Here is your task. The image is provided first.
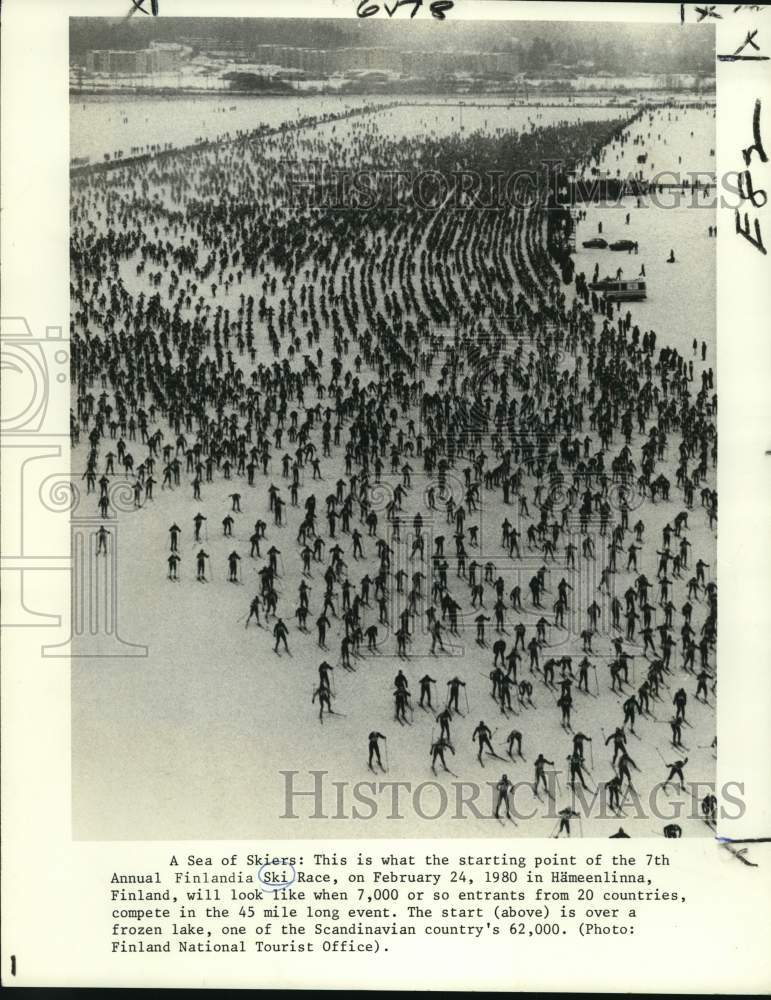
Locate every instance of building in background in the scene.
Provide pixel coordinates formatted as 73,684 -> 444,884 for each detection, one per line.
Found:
81,40 -> 521,84
84,44 -> 188,75
246,44 -> 519,78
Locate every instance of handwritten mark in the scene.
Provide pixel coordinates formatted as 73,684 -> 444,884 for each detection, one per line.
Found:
734,99 -> 768,254
736,211 -> 767,252
684,3 -> 767,23
739,28 -> 762,51
738,169 -> 768,208
723,845 -> 759,866
744,100 -> 769,167
356,0 -> 454,19
257,861 -> 297,892
718,837 -> 766,867
720,837 -> 771,843
718,30 -> 770,60
126,0 -> 159,17
695,4 -> 723,20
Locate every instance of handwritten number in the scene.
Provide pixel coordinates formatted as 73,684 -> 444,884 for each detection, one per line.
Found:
431,0 -> 454,18
384,0 -> 421,17
738,169 -> 768,209
743,100 -> 768,167
356,0 -> 453,17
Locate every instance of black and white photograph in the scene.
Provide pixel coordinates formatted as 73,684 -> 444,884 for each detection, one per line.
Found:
2,0 -> 771,991
69,14 -> 719,841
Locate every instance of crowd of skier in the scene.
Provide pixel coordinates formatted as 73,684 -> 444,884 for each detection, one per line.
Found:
71,100 -> 718,837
